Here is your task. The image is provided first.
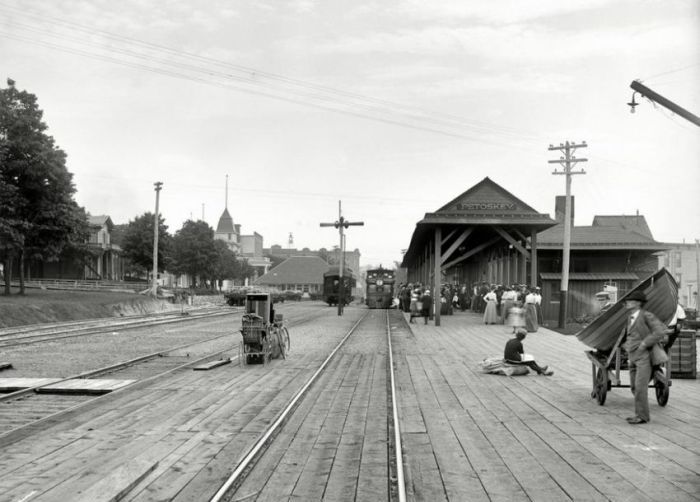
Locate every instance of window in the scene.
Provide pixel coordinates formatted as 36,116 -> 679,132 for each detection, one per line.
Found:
663,254 -> 669,267
675,252 -> 682,267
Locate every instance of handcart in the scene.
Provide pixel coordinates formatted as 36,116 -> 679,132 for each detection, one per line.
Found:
576,268 -> 677,406
239,292 -> 290,365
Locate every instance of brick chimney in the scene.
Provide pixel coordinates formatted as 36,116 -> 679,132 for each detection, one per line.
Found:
555,195 -> 575,224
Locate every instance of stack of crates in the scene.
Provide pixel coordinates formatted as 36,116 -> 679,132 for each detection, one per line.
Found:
669,329 -> 697,379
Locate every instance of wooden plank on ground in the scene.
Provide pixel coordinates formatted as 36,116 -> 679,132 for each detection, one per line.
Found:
75,457 -> 159,502
0,377 -> 61,391
192,358 -> 231,371
37,379 -> 136,395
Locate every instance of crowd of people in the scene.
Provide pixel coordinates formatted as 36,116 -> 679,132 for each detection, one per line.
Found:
396,281 -> 543,331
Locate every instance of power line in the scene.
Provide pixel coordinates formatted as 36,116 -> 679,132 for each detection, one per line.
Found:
0,5 -> 545,148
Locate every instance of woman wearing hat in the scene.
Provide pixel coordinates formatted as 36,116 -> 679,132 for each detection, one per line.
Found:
420,289 -> 433,325
623,290 -> 667,425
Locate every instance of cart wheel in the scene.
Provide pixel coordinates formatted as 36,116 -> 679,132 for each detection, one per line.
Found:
595,368 -> 608,406
654,369 -> 670,407
280,327 -> 290,359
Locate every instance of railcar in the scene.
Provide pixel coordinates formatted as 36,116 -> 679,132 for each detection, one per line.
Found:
322,267 -> 355,306
365,267 -> 395,309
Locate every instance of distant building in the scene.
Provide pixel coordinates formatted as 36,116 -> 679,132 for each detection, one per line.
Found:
27,214 -> 124,281
214,208 -> 271,280
657,242 -> 699,308
265,245 -> 361,276
254,256 -> 330,293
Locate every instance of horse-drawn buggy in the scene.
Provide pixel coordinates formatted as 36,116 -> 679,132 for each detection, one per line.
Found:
239,292 -> 290,365
576,268 -> 677,406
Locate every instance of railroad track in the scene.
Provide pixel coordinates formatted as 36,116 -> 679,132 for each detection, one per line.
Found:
0,307 -> 329,443
210,309 -> 407,502
0,306 -> 240,348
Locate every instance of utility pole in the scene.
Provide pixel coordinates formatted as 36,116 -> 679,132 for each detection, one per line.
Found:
629,80 -> 700,127
320,201 -> 364,315
152,181 -> 163,297
549,141 -> 587,328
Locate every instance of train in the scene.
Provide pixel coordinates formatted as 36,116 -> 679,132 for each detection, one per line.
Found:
365,267 -> 395,309
322,267 -> 356,306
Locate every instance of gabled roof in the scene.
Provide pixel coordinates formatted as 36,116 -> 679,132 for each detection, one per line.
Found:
254,256 -> 330,286
215,208 -> 235,233
592,215 -> 653,240
536,222 -> 668,250
88,215 -> 113,231
423,177 -> 553,225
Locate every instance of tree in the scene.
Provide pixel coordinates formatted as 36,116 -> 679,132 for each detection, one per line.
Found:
121,212 -> 171,280
211,239 -> 239,290
0,79 -> 89,295
169,220 -> 218,287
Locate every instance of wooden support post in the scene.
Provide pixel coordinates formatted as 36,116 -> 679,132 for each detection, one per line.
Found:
531,229 -> 538,288
435,227 -> 442,326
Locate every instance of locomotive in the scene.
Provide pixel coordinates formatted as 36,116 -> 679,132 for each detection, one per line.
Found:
322,267 -> 356,306
365,267 -> 395,309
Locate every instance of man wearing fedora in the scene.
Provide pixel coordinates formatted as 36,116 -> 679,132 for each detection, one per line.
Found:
623,290 -> 667,424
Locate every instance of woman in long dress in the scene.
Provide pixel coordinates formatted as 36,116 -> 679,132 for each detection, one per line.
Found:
500,287 -> 516,324
483,287 -> 499,324
524,288 -> 538,332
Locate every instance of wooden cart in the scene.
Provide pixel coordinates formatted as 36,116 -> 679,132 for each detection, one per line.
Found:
577,268 -> 677,406
239,292 -> 290,365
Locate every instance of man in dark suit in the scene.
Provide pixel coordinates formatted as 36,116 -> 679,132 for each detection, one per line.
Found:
623,291 -> 666,424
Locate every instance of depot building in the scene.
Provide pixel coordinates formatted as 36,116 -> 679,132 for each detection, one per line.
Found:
400,177 -> 667,326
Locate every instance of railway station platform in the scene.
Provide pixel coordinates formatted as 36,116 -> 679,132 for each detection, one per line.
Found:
0,306 -> 698,501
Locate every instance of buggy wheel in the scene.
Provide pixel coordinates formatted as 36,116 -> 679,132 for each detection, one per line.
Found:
279,327 -> 290,359
595,368 -> 608,406
654,369 -> 670,406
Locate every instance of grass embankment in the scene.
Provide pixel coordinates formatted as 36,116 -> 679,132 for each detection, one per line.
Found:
0,288 -> 176,328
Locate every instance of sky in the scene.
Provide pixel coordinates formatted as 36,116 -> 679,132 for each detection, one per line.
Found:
1,0 -> 698,268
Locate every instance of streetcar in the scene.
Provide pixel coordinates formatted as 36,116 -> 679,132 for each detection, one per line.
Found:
365,267 -> 395,309
322,267 -> 356,306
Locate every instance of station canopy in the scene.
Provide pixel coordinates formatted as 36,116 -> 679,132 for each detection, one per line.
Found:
401,177 -> 557,268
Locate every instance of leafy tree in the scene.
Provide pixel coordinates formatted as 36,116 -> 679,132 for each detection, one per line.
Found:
170,220 -> 218,287
121,212 -> 171,279
0,79 -> 89,295
211,239 -> 239,290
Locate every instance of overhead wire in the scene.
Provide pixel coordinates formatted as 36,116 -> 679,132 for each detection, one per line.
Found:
0,3 -> 541,140
0,4 -> 546,148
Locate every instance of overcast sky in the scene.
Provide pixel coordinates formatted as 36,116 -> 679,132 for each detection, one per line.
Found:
1,0 -> 698,267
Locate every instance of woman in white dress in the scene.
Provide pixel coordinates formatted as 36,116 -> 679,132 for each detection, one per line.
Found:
483,287 -> 499,324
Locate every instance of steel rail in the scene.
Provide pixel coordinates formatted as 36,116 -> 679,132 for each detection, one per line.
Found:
210,311 -> 369,502
0,308 -> 240,348
386,310 -> 407,502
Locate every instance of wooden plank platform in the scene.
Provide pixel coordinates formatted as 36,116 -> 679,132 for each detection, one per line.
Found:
394,310 -> 700,501
35,379 -> 137,395
0,306 -> 697,501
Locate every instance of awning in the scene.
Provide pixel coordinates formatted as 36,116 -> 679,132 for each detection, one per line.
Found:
539,272 -> 640,281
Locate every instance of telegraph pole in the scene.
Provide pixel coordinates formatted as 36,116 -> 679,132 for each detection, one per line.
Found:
320,201 -> 364,315
549,141 -> 587,328
152,181 -> 163,297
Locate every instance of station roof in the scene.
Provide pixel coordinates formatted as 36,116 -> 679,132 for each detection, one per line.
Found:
535,221 -> 669,251
254,256 -> 329,286
539,272 -> 640,281
402,177 -> 557,265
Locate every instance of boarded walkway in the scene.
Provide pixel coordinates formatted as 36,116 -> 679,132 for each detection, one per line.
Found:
394,310 -> 700,501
